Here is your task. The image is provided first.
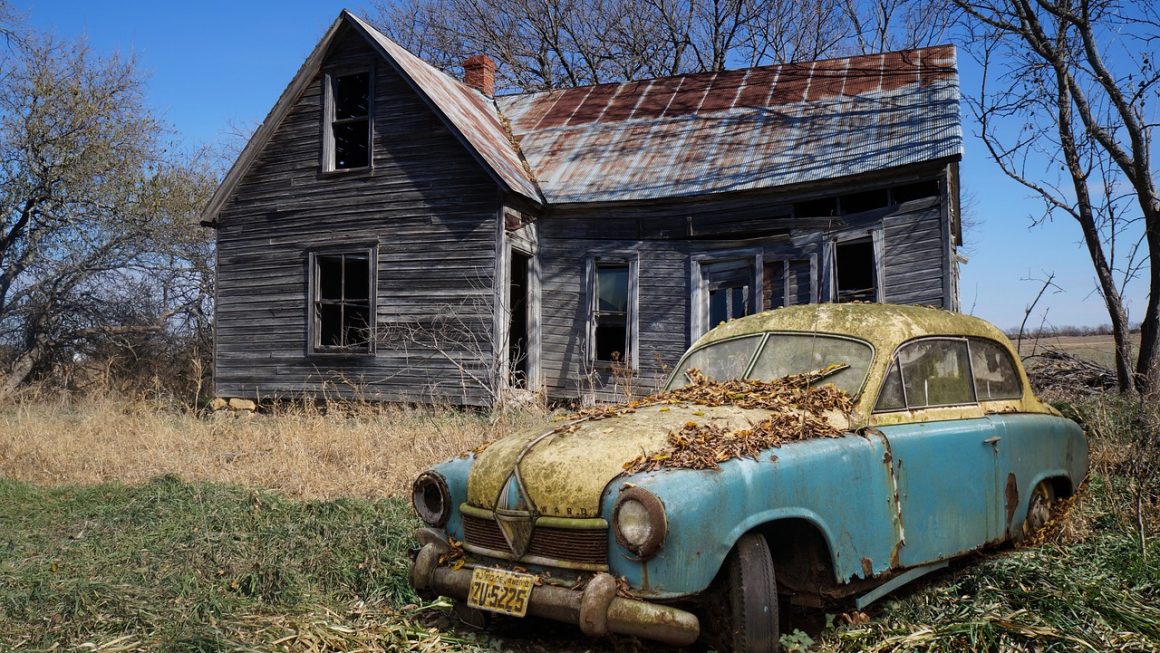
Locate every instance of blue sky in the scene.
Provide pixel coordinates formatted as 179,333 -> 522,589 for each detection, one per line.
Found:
16,0 -> 1150,331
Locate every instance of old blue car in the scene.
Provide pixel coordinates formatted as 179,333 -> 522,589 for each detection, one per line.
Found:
409,304 -> 1088,651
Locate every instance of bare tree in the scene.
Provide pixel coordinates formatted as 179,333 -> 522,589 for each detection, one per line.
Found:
953,0 -> 1160,394
0,31 -> 217,397
368,0 -> 954,93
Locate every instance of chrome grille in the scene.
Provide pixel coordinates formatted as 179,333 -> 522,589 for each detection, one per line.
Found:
462,515 -> 609,565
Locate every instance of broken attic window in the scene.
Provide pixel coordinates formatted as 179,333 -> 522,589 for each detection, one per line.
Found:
892,179 -> 940,204
594,263 -> 630,363
840,189 -> 890,214
329,72 -> 370,169
793,197 -> 838,218
313,252 -> 373,352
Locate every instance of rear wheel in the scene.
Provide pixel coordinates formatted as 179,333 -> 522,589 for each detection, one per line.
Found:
1021,481 -> 1056,542
715,533 -> 780,652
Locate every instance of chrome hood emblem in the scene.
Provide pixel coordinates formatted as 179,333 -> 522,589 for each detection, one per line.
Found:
494,471 -> 534,557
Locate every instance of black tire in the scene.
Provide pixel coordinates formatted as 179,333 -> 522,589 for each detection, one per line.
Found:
718,533 -> 780,653
1021,480 -> 1056,543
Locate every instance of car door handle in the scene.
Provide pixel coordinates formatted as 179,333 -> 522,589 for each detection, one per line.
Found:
982,436 -> 1002,446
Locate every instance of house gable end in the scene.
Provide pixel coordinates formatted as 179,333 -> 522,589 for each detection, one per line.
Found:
201,11 -> 539,225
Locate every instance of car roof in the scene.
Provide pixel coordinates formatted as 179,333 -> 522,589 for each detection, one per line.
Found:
694,304 -> 1012,353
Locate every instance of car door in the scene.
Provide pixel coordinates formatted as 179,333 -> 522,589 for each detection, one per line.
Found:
873,338 -> 1007,567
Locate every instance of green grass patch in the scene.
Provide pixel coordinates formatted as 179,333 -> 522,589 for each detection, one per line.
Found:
0,475 -> 492,651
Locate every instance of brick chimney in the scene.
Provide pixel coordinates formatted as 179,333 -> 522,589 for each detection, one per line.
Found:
462,55 -> 496,98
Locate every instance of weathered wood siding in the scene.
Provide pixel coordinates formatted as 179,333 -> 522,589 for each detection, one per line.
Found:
215,26 -> 501,405
882,198 -> 948,306
534,170 -> 955,402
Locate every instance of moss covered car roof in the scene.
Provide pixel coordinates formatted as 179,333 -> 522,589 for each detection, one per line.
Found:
696,304 -> 1010,353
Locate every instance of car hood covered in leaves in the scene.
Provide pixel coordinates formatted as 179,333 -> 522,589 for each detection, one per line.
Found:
465,373 -> 855,518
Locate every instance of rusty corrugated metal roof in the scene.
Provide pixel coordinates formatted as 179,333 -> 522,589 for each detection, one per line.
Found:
349,13 -> 543,204
496,46 -> 961,205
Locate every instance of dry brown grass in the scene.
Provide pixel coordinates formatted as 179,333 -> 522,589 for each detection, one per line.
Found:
0,395 -> 553,500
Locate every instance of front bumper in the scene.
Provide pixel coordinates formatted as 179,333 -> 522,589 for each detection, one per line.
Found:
410,529 -> 700,646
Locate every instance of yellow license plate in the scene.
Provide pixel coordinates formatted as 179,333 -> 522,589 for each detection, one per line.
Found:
466,567 -> 535,617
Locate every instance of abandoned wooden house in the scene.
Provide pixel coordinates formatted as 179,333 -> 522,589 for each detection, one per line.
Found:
202,10 -> 964,406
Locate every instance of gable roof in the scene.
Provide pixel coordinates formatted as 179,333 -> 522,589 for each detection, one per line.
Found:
497,46 -> 962,205
202,13 -> 961,221
201,11 -> 542,223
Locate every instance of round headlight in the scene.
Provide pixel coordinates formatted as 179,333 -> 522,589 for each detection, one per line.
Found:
613,487 -> 667,558
412,471 -> 449,527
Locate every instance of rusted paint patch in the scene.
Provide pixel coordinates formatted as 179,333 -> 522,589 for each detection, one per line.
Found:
861,557 -> 874,577
1004,473 -> 1019,532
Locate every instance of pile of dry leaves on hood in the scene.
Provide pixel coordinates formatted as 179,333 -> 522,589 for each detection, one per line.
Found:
560,366 -> 855,474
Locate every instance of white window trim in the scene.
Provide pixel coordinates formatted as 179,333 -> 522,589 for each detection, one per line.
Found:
690,248 -> 763,341
586,254 -> 639,371
321,64 -> 375,173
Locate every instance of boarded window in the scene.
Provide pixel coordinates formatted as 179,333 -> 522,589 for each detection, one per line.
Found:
594,263 -> 630,363
328,72 -> 371,170
969,338 -> 1023,401
312,251 -> 373,352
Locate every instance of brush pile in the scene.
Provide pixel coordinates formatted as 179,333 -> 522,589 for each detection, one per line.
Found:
1023,350 -> 1117,397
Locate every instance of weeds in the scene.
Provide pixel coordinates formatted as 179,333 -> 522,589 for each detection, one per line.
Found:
0,393 -> 551,499
0,476 -> 497,651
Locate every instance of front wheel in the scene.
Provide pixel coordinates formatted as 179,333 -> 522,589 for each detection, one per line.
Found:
714,533 -> 780,652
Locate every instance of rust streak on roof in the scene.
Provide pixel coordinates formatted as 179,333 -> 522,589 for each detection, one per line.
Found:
496,45 -> 962,204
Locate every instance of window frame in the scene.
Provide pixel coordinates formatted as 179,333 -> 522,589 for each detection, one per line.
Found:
321,64 -> 375,173
967,337 -> 1025,402
587,255 -> 639,370
873,336 -> 1024,413
307,245 -> 378,357
690,249 -> 763,340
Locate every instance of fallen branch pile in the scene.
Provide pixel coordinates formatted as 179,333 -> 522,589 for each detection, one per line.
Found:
1023,350 -> 1117,397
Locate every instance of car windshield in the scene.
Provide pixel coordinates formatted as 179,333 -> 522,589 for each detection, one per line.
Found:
665,333 -> 874,397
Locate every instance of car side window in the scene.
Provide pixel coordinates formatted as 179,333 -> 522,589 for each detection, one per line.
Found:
875,361 -> 906,411
875,338 -> 976,412
899,339 -> 975,408
969,338 -> 1023,401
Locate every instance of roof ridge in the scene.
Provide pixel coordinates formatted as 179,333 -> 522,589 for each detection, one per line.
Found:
496,43 -> 956,101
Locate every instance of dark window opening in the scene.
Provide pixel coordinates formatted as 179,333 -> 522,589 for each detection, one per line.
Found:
793,197 -> 838,218
835,240 -> 877,303
841,189 -> 890,214
892,179 -> 940,204
509,252 -> 531,386
330,72 -> 370,170
765,262 -> 786,309
594,264 -> 629,363
313,252 -> 372,352
703,259 -> 755,329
